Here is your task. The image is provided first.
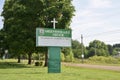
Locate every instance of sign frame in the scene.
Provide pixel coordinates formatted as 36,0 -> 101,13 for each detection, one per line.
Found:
36,28 -> 72,47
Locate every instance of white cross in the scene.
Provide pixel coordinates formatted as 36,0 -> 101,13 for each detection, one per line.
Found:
51,18 -> 58,29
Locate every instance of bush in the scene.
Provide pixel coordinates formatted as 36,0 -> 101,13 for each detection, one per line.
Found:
35,61 -> 43,66
88,56 -> 119,64
61,53 -> 65,61
65,50 -> 74,62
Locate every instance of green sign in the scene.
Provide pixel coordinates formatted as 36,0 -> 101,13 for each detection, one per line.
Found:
36,28 -> 71,47
48,47 -> 61,73
36,28 -> 72,73
38,28 -> 71,37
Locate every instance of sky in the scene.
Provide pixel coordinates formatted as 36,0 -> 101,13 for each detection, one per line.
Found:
71,0 -> 120,46
0,0 -> 120,46
0,0 -> 4,30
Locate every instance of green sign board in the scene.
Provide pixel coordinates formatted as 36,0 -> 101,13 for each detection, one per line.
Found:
36,28 -> 71,47
36,28 -> 72,73
48,47 -> 61,73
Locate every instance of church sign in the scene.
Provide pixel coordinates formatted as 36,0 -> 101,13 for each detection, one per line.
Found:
36,28 -> 71,47
36,18 -> 72,73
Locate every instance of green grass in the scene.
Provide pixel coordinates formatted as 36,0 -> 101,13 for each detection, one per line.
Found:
74,57 -> 120,66
0,59 -> 120,80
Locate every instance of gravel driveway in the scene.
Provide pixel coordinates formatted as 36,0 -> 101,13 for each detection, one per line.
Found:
62,62 -> 120,71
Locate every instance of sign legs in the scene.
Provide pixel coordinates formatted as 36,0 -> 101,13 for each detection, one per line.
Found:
48,47 -> 61,73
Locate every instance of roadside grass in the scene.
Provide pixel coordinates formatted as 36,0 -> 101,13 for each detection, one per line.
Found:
74,56 -> 120,66
74,59 -> 120,66
0,59 -> 120,80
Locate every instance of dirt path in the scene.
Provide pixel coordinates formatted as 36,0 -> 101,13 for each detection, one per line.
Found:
62,62 -> 120,71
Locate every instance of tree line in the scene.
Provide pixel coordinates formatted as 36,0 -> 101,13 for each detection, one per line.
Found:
0,0 -> 119,65
0,0 -> 75,65
72,40 -> 120,59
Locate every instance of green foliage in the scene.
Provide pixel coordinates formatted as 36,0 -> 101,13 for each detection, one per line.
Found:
72,40 -> 87,58
64,49 -> 74,62
2,0 -> 75,64
0,29 -> 4,58
107,44 -> 114,55
88,56 -> 120,64
0,59 -> 29,68
113,48 -> 120,55
72,40 -> 82,58
69,49 -> 75,62
62,47 -> 71,56
87,40 -> 109,57
35,61 -> 43,66
61,52 -> 65,61
62,48 -> 74,62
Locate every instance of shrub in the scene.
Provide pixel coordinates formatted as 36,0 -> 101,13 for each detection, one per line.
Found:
65,50 -> 74,62
61,53 -> 65,61
88,56 -> 119,64
35,61 -> 43,66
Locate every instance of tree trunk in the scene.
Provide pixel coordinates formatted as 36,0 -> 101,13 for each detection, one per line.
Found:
28,53 -> 32,65
44,53 -> 48,67
17,55 -> 21,63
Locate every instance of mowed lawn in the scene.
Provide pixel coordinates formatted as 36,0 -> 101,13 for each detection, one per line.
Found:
0,60 -> 120,80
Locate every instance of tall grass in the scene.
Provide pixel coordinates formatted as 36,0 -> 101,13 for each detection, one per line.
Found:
88,56 -> 120,64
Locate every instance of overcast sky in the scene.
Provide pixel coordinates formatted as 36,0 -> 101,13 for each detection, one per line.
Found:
0,0 -> 120,46
0,0 -> 4,30
71,0 -> 120,46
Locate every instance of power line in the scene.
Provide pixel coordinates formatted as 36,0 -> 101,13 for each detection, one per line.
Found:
85,29 -> 120,38
103,39 -> 120,43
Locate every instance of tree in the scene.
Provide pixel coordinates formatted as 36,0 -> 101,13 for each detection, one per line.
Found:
113,44 -> 120,48
0,28 -> 8,59
72,40 -> 87,58
72,40 -> 82,58
107,44 -> 114,55
87,40 -> 109,57
2,0 -> 75,65
0,29 -> 4,58
62,48 -> 74,62
113,44 -> 120,55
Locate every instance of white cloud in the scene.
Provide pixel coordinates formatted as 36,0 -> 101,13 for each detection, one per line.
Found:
0,17 -> 3,29
79,10 -> 103,17
71,0 -> 120,46
71,9 -> 105,32
89,0 -> 112,8
71,0 -> 114,32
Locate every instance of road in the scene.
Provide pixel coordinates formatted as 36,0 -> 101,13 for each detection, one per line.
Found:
62,62 -> 120,71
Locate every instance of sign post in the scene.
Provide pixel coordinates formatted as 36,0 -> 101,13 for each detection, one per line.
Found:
49,19 -> 60,73
36,28 -> 71,73
36,18 -> 71,73
48,47 -> 61,73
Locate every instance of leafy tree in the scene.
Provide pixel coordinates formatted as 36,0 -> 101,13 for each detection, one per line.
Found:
61,52 -> 65,61
2,0 -> 75,65
72,40 -> 82,58
87,40 -> 109,57
62,48 -> 74,62
107,44 -> 114,55
0,29 -> 4,58
113,44 -> 120,55
113,44 -> 120,48
0,29 -> 8,58
72,40 -> 87,58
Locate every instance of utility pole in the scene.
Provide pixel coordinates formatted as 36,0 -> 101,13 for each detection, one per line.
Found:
81,34 -> 84,63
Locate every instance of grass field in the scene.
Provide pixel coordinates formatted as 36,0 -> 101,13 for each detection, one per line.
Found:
0,59 -> 120,80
